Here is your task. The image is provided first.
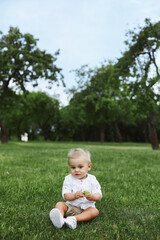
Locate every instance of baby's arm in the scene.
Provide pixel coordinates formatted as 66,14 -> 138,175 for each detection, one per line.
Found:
85,176 -> 102,202
64,191 -> 84,201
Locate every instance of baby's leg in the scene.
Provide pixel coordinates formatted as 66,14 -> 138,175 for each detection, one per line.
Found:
74,207 -> 99,222
50,202 -> 67,228
55,202 -> 68,216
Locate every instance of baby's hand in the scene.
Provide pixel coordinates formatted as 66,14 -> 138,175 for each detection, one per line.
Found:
74,191 -> 84,199
84,193 -> 94,201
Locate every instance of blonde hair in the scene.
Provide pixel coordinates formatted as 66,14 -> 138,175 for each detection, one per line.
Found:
68,148 -> 91,163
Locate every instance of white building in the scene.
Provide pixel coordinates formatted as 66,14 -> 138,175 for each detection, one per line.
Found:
21,133 -> 28,142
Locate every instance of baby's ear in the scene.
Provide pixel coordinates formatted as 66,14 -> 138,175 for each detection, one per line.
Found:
88,163 -> 92,171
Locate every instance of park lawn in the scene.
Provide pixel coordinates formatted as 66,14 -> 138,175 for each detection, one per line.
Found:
0,141 -> 160,240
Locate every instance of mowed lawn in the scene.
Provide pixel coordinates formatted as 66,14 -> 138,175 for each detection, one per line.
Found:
0,141 -> 160,240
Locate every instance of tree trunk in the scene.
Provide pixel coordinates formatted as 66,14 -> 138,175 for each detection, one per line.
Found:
147,112 -> 159,150
100,126 -> 105,143
115,122 -> 122,143
0,119 -> 8,143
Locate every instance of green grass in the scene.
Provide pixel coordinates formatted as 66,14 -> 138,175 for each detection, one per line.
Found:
0,141 -> 160,240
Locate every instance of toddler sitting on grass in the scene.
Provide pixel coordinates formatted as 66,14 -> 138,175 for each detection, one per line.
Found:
49,148 -> 102,229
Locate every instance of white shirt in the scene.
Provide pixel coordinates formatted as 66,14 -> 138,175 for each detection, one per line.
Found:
62,174 -> 102,210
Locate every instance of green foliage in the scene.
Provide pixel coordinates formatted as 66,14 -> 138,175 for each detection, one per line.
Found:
61,19 -> 160,144
1,91 -> 60,140
70,63 -> 120,126
0,26 -> 63,94
67,61 -> 145,142
24,91 -> 60,140
1,20 -> 160,145
0,142 -> 160,239
59,95 -> 88,141
116,19 -> 160,99
115,19 -> 160,148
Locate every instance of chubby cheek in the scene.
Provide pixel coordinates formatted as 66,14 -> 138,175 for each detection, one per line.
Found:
70,169 -> 76,174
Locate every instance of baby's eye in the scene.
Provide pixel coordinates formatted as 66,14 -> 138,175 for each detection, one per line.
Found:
71,167 -> 75,169
79,166 -> 83,169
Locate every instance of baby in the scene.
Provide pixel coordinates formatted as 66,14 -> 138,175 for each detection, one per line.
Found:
49,148 -> 102,229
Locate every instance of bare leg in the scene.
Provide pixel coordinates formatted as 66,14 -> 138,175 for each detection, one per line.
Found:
74,207 -> 99,222
55,202 -> 68,217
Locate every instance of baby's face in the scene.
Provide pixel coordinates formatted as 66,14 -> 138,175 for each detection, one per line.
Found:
69,156 -> 92,180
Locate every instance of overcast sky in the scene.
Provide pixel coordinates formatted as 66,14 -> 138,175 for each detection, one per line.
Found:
1,0 -> 160,105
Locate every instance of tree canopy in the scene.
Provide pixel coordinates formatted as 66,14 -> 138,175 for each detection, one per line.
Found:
115,18 -> 160,149
0,26 -> 63,143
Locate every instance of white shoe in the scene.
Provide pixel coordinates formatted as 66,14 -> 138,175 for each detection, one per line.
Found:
49,208 -> 64,228
65,216 -> 77,229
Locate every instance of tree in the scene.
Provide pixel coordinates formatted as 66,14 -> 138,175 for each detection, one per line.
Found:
116,19 -> 160,149
70,63 -> 122,143
0,88 -> 20,141
25,92 -> 60,140
1,91 -> 60,141
0,26 -> 63,143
